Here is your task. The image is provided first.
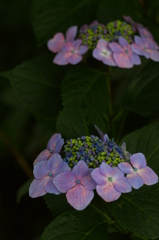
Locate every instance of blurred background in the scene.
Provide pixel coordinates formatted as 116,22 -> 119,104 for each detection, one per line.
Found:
0,0 -> 159,239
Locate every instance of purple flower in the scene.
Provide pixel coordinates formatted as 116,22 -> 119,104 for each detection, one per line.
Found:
94,125 -> 109,144
47,26 -> 77,53
118,153 -> 158,189
79,20 -> 99,33
93,39 -> 116,66
53,160 -> 96,210
131,36 -> 159,61
91,162 -> 132,202
123,15 -> 143,32
138,26 -> 153,39
34,133 -> 64,165
29,154 -> 71,198
109,37 -> 141,68
53,39 -> 88,65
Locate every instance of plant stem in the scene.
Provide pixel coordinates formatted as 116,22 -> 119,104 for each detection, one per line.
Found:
0,128 -> 33,178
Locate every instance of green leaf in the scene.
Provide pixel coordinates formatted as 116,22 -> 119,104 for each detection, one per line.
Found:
110,184 -> 159,239
57,100 -> 105,139
121,122 -> 159,175
32,0 -> 103,46
124,61 -> 159,116
62,68 -> 111,116
44,194 -> 72,217
108,122 -> 159,239
17,179 -> 33,203
41,210 -> 108,240
1,55 -> 64,118
97,0 -> 143,24
57,67 -> 111,139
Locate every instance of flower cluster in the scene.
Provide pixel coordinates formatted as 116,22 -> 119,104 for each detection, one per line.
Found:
47,16 -> 159,67
29,126 -> 158,211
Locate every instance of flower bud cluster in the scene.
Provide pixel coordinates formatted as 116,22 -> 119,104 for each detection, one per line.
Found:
79,20 -> 134,49
64,135 -> 125,168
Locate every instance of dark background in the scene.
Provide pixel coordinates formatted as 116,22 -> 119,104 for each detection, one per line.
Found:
0,0 -> 159,239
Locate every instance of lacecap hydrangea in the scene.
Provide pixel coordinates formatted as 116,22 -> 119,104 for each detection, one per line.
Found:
47,16 -> 159,68
29,126 -> 158,210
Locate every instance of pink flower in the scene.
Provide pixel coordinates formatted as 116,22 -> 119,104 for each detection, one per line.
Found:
91,162 -> 131,202
93,39 -> 116,66
47,26 -> 77,53
138,26 -> 153,39
29,154 -> 70,198
109,37 -> 141,68
131,36 -> 159,62
53,39 -> 88,65
123,15 -> 143,32
118,153 -> 158,189
53,160 -> 96,210
34,133 -> 64,165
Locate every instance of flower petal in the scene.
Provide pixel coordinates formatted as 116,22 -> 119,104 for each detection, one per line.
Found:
68,54 -> 82,65
47,154 -> 70,176
127,172 -> 144,189
149,50 -> 159,62
81,169 -> 96,190
53,52 -> 69,65
118,162 -> 134,174
53,138 -> 64,153
103,56 -> 116,66
47,133 -> 61,152
33,149 -> 50,165
113,177 -> 132,193
113,53 -> 133,68
131,43 -> 145,57
47,33 -> 65,53
96,182 -> 121,202
66,26 -> 77,41
33,161 -> 49,179
78,45 -> 88,55
137,166 -> 158,186
111,167 -> 124,181
72,160 -> 88,180
66,184 -> 94,210
91,168 -> 107,185
119,37 -> 129,48
129,53 -> 141,65
29,178 -> 48,198
109,42 -> 124,53
72,39 -> 82,49
45,177 -> 60,194
100,162 -> 112,177
53,171 -> 76,193
130,153 -> 146,169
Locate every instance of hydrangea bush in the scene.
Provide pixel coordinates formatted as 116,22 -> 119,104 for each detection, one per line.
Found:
2,0 -> 159,239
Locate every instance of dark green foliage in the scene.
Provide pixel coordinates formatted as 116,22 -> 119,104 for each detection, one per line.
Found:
32,0 -> 104,46
1,55 -> 64,117
41,210 -> 108,240
124,61 -> 159,116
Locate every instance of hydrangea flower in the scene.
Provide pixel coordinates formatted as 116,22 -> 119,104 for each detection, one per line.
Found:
94,125 -> 109,144
91,162 -> 132,202
109,37 -> 141,68
53,39 -> 88,65
47,26 -> 77,53
93,39 -> 116,66
123,15 -> 143,32
79,20 -> 99,33
53,160 -> 96,210
138,27 -> 153,39
34,133 -> 64,165
29,154 -> 70,198
118,153 -> 158,189
131,36 -> 159,62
